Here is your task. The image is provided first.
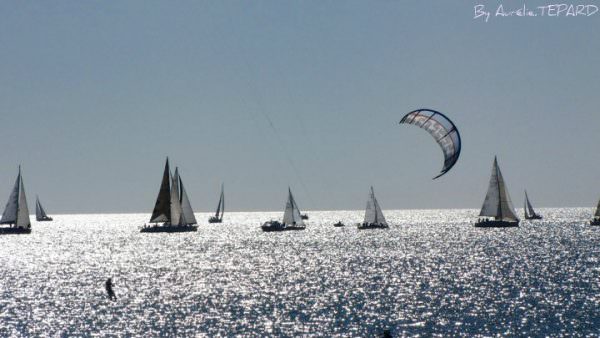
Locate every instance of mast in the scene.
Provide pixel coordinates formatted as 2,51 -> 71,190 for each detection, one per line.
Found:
150,158 -> 172,223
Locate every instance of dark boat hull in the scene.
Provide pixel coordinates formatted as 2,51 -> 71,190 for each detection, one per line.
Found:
474,220 -> 519,227
300,214 -> 309,220
591,219 -> 600,226
140,225 -> 198,233
357,223 -> 388,229
333,223 -> 345,227
261,222 -> 305,232
0,227 -> 31,234
36,217 -> 53,222
525,215 -> 542,220
208,217 -> 222,224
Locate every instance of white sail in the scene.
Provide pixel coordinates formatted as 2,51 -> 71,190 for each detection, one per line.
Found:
169,168 -> 184,225
524,191 -> 537,218
0,169 -> 21,224
16,173 -> 30,228
364,186 -> 387,225
282,188 -> 304,226
36,196 -> 50,220
479,157 -> 519,221
179,174 -> 197,225
595,199 -> 600,218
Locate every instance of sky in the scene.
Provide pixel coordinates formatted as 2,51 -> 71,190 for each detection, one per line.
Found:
0,1 -> 599,213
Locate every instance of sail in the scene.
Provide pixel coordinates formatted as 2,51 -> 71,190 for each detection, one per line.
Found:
0,169 -> 21,224
16,173 -> 30,228
364,187 -> 387,225
214,183 -> 224,219
524,191 -> 537,218
170,168 -> 184,225
179,174 -> 197,225
479,157 -> 519,221
150,158 -> 172,223
595,199 -> 600,218
282,188 -> 304,226
36,196 -> 49,220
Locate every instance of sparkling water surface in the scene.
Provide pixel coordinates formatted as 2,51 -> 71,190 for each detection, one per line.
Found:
1,208 -> 599,336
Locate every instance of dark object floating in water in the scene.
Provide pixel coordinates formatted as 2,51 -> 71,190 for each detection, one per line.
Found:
0,166 -> 32,234
300,214 -> 309,220
141,158 -> 198,233
208,183 -> 225,224
105,278 -> 117,301
524,190 -> 542,220
356,187 -> 388,229
400,108 -> 461,179
261,188 -> 306,232
35,195 -> 53,222
591,199 -> 600,226
333,221 -> 345,227
474,157 -> 519,228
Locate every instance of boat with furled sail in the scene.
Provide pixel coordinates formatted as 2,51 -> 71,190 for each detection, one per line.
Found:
141,158 -> 198,233
208,183 -> 224,223
0,166 -> 31,234
261,187 -> 306,232
524,190 -> 542,220
36,195 -> 53,221
475,157 -> 519,227
591,199 -> 600,226
357,186 -> 388,229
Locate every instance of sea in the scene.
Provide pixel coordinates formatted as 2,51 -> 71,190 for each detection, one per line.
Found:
1,208 -> 599,337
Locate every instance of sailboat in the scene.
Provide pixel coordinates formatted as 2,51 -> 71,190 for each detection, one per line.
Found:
475,157 -> 519,227
524,190 -> 542,220
141,158 -> 198,233
357,186 -> 388,229
36,196 -> 53,221
208,183 -> 224,223
591,199 -> 600,226
261,187 -> 306,232
0,166 -> 32,234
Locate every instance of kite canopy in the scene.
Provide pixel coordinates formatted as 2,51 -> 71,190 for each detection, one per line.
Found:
400,109 -> 461,179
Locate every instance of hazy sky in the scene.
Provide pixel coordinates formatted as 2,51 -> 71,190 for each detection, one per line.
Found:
1,1 -> 599,213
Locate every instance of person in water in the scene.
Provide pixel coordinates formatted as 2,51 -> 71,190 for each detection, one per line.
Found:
105,278 -> 116,301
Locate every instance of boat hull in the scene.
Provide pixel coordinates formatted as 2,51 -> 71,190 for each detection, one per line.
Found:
357,223 -> 388,229
591,219 -> 600,226
474,220 -> 519,227
0,227 -> 31,234
36,217 -> 53,222
525,215 -> 542,220
208,217 -> 222,224
140,225 -> 198,233
261,221 -> 305,232
333,223 -> 345,227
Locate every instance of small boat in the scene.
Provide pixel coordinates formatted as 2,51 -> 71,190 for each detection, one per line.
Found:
141,158 -> 198,233
591,199 -> 600,226
0,166 -> 32,234
208,183 -> 225,223
475,157 -> 519,227
35,195 -> 53,221
357,186 -> 388,229
261,187 -> 306,232
300,214 -> 309,220
524,190 -> 542,220
333,221 -> 345,227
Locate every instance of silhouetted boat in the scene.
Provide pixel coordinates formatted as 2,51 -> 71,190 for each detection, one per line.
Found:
141,158 -> 198,233
301,214 -> 309,220
591,199 -> 600,226
333,221 -> 345,227
524,190 -> 542,220
208,183 -> 225,223
0,166 -> 31,234
35,195 -> 53,222
357,186 -> 388,229
475,157 -> 519,227
261,188 -> 306,232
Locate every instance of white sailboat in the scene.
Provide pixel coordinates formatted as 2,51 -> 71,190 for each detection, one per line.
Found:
357,186 -> 388,229
524,190 -> 542,220
591,199 -> 600,226
475,157 -> 519,227
262,187 -> 306,232
36,196 -> 53,221
208,183 -> 225,223
141,158 -> 198,233
0,166 -> 32,234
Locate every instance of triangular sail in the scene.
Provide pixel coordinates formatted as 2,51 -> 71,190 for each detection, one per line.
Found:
150,158 -> 172,223
0,169 -> 21,224
214,183 -> 224,219
594,199 -> 600,218
16,173 -> 30,228
524,191 -> 538,218
179,174 -> 197,225
282,188 -> 304,226
479,157 -> 519,221
36,196 -> 49,220
364,186 -> 387,225
170,168 -> 184,225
